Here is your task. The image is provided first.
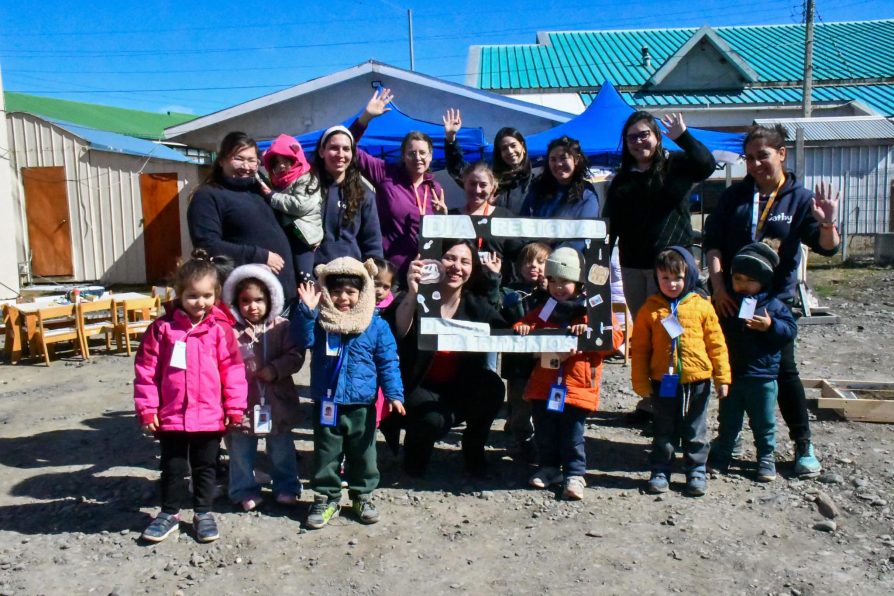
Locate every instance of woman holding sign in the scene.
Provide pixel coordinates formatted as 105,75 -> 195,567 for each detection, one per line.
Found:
703,124 -> 839,478
384,240 -> 507,478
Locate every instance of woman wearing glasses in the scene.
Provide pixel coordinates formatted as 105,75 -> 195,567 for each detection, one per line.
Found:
603,112 -> 715,319
188,131 -> 296,299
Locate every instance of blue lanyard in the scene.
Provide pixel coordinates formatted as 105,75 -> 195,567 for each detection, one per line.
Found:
668,298 -> 682,374
325,340 -> 346,399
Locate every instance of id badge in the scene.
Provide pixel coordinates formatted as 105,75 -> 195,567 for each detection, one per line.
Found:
539,298 -> 557,321
659,374 -> 680,398
170,340 -> 187,370
320,399 -> 338,427
546,384 -> 567,412
661,315 -> 684,339
738,296 -> 757,320
325,332 -> 341,357
253,404 -> 272,435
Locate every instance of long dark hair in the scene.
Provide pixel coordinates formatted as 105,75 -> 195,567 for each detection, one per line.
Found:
531,136 -> 590,204
203,131 -> 260,188
492,127 -> 532,183
440,239 -> 486,295
313,129 -> 365,227
618,111 -> 666,189
743,123 -> 788,152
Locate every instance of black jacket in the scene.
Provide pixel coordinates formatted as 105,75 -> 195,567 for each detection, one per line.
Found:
444,140 -> 533,215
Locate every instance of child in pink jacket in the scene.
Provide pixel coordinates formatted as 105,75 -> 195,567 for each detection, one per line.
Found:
134,249 -> 248,544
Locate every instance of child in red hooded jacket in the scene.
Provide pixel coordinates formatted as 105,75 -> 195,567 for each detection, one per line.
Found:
258,134 -> 324,282
134,249 -> 248,544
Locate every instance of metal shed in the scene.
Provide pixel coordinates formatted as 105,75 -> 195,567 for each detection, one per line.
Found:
755,116 -> 894,258
6,112 -> 202,285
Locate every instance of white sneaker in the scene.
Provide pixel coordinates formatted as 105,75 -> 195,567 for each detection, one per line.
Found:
563,476 -> 586,500
528,467 -> 563,489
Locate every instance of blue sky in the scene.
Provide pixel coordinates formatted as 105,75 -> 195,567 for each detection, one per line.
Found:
1,0 -> 891,115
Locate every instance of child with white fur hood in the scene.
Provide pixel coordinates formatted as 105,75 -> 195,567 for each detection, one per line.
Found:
222,264 -> 305,511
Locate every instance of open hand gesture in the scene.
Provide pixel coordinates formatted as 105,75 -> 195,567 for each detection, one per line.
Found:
812,181 -> 839,225
480,252 -> 502,275
297,280 -> 321,310
432,187 -> 448,214
746,308 -> 772,332
660,113 -> 687,140
361,88 -> 394,123
442,108 -> 462,143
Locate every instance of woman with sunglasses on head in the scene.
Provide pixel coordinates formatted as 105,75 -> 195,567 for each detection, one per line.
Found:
188,131 -> 296,299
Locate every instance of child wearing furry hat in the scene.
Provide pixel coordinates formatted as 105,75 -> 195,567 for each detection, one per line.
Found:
514,246 -> 622,501
631,246 -> 731,497
709,241 -> 797,483
293,257 -> 405,529
222,264 -> 306,512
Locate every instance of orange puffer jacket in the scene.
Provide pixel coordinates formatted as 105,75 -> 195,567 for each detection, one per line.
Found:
630,292 -> 731,398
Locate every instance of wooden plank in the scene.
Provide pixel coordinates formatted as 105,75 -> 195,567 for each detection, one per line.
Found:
804,378 -> 894,423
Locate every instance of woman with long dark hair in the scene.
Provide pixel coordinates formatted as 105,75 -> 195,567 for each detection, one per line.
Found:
442,109 -> 533,215
310,125 -> 383,268
519,136 -> 599,220
187,131 -> 296,299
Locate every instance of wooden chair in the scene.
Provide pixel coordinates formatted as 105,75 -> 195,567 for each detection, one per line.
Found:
151,286 -> 175,317
611,302 -> 632,366
34,304 -> 82,366
113,296 -> 159,356
76,298 -> 115,358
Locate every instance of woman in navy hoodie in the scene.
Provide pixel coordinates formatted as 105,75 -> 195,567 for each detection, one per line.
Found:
703,124 -> 840,478
188,132 -> 296,300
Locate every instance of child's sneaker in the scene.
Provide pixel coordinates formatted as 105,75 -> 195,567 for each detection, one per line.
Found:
707,452 -> 730,474
241,496 -> 263,512
794,441 -> 821,478
646,471 -> 669,494
193,512 -> 220,543
757,457 -> 777,482
141,512 -> 180,543
275,493 -> 301,506
685,472 -> 707,497
352,499 -> 380,524
563,476 -> 586,501
306,496 -> 340,529
528,467 -> 563,489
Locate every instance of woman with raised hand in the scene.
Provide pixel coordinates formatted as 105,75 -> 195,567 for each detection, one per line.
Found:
442,108 -> 533,215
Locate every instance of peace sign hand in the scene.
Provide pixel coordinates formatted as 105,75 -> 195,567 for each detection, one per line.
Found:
442,108 -> 462,143
812,181 -> 839,226
660,113 -> 687,140
432,187 -> 448,214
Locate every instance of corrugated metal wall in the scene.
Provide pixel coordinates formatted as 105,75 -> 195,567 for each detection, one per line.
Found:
789,143 -> 894,235
7,113 -> 198,284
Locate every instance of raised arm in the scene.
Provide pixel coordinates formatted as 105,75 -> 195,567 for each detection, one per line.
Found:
443,108 -> 467,188
663,113 -> 715,182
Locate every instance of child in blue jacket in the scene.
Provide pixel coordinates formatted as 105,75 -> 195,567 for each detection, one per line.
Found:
293,257 -> 405,529
710,241 -> 797,482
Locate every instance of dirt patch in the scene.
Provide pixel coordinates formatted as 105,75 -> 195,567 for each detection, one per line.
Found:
0,267 -> 893,595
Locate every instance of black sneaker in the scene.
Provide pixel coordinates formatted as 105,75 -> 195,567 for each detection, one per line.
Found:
352,499 -> 380,524
192,512 -> 219,543
141,512 -> 180,543
306,496 -> 340,529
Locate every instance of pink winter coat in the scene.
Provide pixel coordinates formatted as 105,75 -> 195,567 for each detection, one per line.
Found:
134,304 -> 248,432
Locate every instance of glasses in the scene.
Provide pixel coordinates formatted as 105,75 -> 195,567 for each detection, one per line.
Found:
230,156 -> 259,166
625,130 -> 652,143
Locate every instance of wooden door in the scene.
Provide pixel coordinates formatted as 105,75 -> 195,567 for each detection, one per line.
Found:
139,173 -> 181,284
22,166 -> 73,277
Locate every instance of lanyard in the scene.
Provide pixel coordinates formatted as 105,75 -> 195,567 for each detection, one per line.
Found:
254,327 -> 268,406
325,341 -> 346,399
415,185 -> 429,216
472,203 -> 491,249
751,177 -> 785,240
668,299 -> 684,375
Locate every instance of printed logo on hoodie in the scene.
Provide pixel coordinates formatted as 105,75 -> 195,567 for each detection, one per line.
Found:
768,212 -> 793,224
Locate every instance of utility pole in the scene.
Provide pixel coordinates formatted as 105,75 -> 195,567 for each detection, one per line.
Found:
802,0 -> 815,117
408,9 -> 415,71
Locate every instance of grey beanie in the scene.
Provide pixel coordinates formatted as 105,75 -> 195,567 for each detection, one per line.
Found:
545,246 -> 583,283
731,242 -> 780,289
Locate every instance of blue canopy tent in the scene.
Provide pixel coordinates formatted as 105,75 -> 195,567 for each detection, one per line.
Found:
258,102 -> 487,168
521,81 -> 744,165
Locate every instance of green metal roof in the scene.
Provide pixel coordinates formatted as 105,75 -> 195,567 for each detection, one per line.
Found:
3,92 -> 196,140
476,19 -> 894,90
579,84 -> 894,117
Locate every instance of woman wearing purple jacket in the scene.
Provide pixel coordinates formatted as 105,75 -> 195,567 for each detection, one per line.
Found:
348,89 -> 446,279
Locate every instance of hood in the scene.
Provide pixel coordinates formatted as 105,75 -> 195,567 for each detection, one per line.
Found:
263,134 -> 311,189
221,264 -> 285,326
657,245 -> 699,302
314,257 -> 377,335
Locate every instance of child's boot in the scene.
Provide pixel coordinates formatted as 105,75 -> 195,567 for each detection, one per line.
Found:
757,455 -> 777,482
646,470 -> 669,494
685,469 -> 707,497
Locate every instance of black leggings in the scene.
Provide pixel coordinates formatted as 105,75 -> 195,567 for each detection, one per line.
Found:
158,431 -> 221,514
398,369 -> 505,474
777,337 -> 811,444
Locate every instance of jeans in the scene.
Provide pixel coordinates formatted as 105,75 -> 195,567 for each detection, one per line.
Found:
715,377 -> 777,460
226,431 -> 300,502
531,400 -> 588,478
312,403 -> 378,501
158,431 -> 221,514
651,380 -> 711,475
777,336 -> 811,444
620,267 -> 658,319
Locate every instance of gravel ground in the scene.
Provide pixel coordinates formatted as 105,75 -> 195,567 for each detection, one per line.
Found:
0,265 -> 892,595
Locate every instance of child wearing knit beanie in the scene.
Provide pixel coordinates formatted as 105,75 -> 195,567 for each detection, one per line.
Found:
709,240 -> 798,483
